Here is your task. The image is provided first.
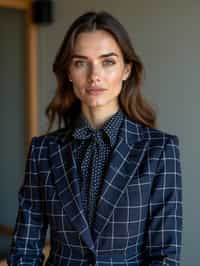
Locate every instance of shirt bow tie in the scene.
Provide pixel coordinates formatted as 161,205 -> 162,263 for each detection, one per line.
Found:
72,109 -> 124,147
73,126 -> 107,145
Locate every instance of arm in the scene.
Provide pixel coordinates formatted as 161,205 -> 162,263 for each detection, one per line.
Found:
7,137 -> 48,266
144,135 -> 183,265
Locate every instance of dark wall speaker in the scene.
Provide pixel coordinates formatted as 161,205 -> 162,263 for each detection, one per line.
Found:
32,0 -> 53,24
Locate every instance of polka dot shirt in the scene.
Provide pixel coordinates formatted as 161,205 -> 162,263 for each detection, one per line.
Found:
71,109 -> 125,231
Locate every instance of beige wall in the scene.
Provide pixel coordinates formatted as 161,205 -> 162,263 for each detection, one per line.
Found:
37,1 -> 200,265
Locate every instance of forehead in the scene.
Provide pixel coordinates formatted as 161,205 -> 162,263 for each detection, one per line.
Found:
72,30 -> 123,57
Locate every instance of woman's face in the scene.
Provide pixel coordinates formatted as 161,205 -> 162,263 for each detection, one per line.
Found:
68,30 -> 131,113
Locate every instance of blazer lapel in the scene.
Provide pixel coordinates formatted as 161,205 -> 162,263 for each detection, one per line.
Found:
48,130 -> 95,253
93,117 -> 150,246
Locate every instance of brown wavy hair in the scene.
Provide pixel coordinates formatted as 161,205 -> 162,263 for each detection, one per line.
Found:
46,11 -> 157,132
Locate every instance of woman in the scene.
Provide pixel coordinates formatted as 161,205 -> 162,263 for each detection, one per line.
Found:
7,11 -> 182,266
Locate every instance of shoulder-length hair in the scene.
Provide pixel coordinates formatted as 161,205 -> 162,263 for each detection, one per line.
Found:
46,11 -> 156,132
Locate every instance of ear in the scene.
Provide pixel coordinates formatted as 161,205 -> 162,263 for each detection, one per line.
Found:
68,75 -> 72,82
123,62 -> 132,81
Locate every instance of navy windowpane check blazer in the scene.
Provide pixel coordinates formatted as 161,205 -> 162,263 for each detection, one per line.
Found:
7,115 -> 183,266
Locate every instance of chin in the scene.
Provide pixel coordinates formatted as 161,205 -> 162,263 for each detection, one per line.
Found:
88,100 -> 109,108
83,98 -> 105,106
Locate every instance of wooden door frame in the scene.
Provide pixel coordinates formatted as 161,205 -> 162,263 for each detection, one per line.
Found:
0,0 -> 38,237
0,0 -> 38,144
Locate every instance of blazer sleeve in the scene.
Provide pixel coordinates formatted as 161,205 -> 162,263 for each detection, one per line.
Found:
7,137 -> 48,266
144,135 -> 183,266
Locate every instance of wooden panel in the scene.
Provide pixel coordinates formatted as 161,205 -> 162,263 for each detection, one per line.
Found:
0,0 -> 29,10
25,5 -> 38,143
0,0 -> 38,241
0,225 -> 13,237
0,0 -> 38,142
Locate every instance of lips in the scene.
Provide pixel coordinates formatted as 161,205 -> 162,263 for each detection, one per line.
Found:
86,86 -> 106,95
86,86 -> 106,92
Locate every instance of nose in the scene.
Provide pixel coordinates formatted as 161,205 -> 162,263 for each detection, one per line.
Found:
87,64 -> 101,83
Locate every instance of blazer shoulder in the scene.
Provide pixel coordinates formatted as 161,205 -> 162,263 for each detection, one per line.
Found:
123,116 -> 180,149
31,127 -> 70,147
141,124 -> 180,149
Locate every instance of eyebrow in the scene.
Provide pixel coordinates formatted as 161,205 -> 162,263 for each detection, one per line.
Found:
71,52 -> 119,59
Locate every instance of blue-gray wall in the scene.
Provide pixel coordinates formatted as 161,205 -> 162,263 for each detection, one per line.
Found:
0,8 -> 26,258
37,1 -> 200,265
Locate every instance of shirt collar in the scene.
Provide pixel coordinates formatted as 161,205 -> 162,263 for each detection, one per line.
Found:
72,109 -> 124,148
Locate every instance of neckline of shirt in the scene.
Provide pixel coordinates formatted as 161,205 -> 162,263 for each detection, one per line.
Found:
72,109 -> 125,147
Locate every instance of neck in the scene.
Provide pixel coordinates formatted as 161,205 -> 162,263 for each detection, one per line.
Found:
81,104 -> 120,129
